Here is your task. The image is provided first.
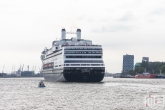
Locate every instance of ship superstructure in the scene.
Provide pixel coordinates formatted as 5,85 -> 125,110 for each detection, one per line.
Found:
41,29 -> 105,82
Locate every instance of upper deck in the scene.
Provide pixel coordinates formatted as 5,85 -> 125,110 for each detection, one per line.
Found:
41,28 -> 103,61
62,44 -> 101,47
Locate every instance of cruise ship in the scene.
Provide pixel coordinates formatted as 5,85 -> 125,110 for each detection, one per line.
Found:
40,29 -> 105,82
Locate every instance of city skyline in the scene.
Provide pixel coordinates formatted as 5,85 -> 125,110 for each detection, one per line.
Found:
0,0 -> 165,73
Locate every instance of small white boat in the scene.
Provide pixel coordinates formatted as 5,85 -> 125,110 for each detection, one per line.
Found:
38,81 -> 45,87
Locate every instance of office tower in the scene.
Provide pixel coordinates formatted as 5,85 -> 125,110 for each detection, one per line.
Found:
122,54 -> 134,72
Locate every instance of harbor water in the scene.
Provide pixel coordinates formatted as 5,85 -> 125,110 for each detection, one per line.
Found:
0,77 -> 165,110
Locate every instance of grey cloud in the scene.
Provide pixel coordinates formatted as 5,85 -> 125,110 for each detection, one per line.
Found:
98,18 -> 111,22
76,16 -> 95,22
151,8 -> 165,15
146,19 -> 156,23
1,41 -> 45,53
102,42 -> 165,53
87,18 -> 95,22
118,12 -> 134,21
76,16 -> 85,20
91,24 -> 133,33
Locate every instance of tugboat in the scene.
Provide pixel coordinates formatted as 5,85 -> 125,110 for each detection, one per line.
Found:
156,70 -> 164,78
156,74 -> 164,78
38,80 -> 45,87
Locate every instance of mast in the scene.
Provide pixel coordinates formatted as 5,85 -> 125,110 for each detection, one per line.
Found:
2,64 -> 5,73
27,65 -> 29,71
22,64 -> 24,72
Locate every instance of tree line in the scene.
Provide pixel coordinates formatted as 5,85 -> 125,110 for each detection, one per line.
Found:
126,62 -> 165,75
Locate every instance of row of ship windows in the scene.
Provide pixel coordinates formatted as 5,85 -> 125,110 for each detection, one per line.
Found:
43,64 -> 104,69
46,52 -> 62,57
65,64 -> 104,66
66,56 -> 102,58
64,68 -> 104,70
64,51 -> 102,54
64,60 -> 103,63
43,62 -> 54,69
64,67 -> 105,70
64,48 -> 102,50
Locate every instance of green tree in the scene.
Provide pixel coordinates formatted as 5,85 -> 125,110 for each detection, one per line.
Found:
134,67 -> 145,74
160,65 -> 165,75
148,62 -> 163,74
141,61 -> 149,72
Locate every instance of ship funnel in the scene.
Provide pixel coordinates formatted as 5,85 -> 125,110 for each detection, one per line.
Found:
61,28 -> 66,39
76,29 -> 81,39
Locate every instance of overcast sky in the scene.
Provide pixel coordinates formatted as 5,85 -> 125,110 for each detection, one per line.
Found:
0,0 -> 165,73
